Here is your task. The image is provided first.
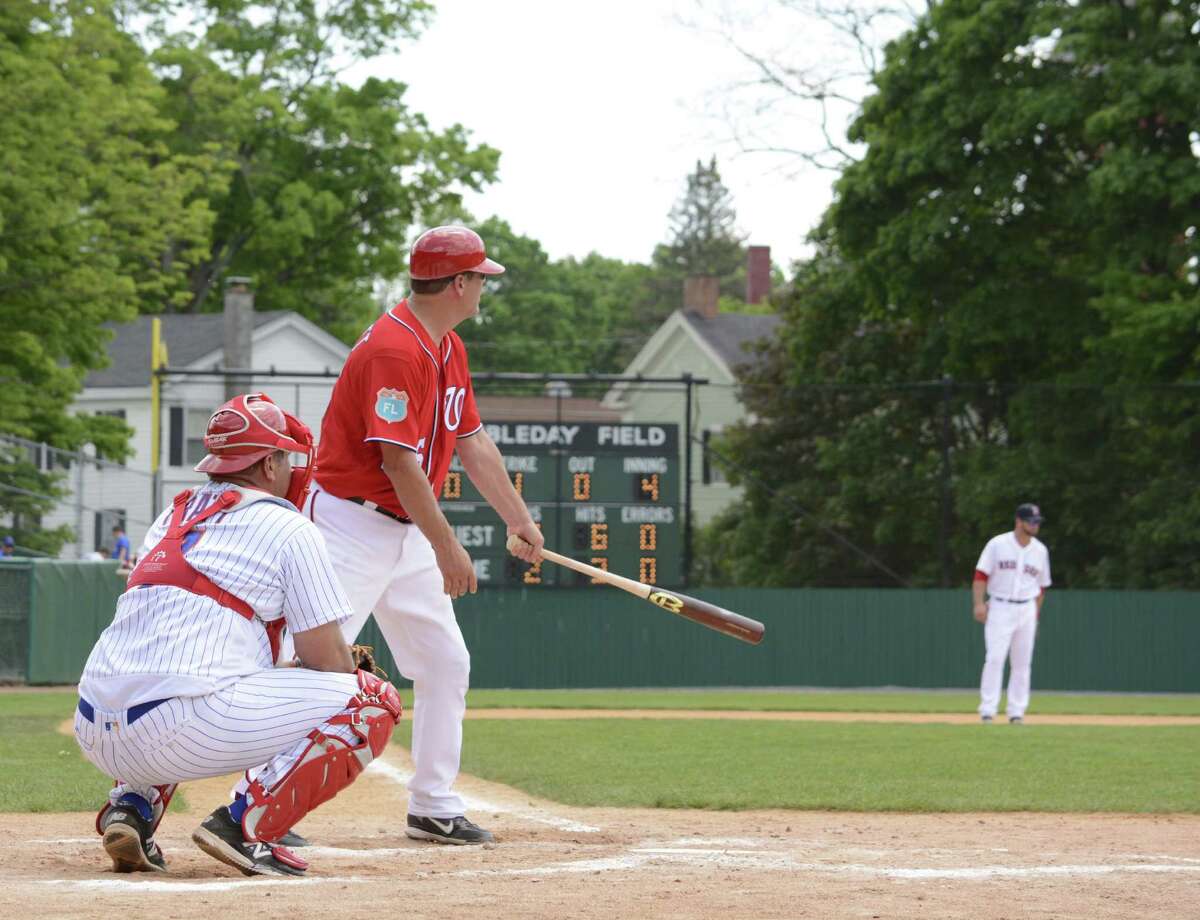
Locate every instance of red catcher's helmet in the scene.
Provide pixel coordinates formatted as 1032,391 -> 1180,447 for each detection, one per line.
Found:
409,226 -> 505,281
194,393 -> 316,508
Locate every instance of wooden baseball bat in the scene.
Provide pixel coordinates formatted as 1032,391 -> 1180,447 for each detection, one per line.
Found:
507,535 -> 765,645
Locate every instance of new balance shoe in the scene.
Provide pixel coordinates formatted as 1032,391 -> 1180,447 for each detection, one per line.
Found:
192,806 -> 308,877
276,829 -> 311,848
406,814 -> 494,845
100,804 -> 166,873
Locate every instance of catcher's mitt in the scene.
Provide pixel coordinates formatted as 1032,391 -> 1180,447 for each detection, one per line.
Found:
350,643 -> 387,679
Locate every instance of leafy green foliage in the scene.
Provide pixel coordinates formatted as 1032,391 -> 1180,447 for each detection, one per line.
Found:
702,0 -> 1200,588
135,0 -> 499,342
0,1 -> 213,446
460,217 -> 662,374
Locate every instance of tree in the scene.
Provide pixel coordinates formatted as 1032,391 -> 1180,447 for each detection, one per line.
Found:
0,0 -> 202,553
699,0 -> 1200,589
686,0 -> 918,173
131,0 -> 501,342
457,217 -> 659,375
652,157 -> 747,304
0,1 -> 212,446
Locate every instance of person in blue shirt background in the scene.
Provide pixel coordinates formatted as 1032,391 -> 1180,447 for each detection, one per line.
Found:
1,535 -> 14,557
110,526 -> 131,564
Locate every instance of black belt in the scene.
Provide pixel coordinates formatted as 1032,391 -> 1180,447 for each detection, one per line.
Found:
348,497 -> 412,524
77,697 -> 169,725
993,597 -> 1032,604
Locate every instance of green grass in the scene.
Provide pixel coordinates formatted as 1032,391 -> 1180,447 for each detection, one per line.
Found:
7,688 -> 1198,814
0,691 -> 186,813
466,687 -> 1200,716
447,719 -> 1200,813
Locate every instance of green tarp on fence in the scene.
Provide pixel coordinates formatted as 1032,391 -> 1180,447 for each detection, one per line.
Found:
3,560 -> 1196,692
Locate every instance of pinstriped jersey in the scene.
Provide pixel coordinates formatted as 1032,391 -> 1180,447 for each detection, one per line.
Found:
78,482 -> 354,710
314,300 -> 483,517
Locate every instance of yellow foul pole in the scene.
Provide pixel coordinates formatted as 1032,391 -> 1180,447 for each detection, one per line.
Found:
150,317 -> 168,473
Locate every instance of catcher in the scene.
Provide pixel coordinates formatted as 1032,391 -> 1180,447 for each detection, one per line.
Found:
75,393 -> 403,878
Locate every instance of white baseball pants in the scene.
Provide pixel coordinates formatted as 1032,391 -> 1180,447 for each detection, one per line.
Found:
302,484 -> 470,818
75,668 -> 363,809
978,600 -> 1038,719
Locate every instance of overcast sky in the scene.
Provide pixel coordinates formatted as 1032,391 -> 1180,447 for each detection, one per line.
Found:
345,0 -> 906,274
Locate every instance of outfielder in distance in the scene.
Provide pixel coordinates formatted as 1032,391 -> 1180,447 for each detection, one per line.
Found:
973,503 -> 1052,724
299,225 -> 543,845
75,394 -> 403,878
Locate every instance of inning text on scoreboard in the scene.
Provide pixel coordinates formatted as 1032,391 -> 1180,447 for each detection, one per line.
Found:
439,421 -> 682,586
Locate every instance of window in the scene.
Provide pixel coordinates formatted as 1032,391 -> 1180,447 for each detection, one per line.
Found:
702,428 -> 727,485
94,509 -> 126,553
169,406 -> 214,467
186,409 -> 211,466
168,407 -> 184,467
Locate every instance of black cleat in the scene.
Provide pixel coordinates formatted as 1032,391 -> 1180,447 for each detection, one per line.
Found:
276,829 -> 311,848
1009,716 -> 1025,725
406,814 -> 494,845
981,715 -> 994,723
100,805 -> 167,873
192,806 -> 308,877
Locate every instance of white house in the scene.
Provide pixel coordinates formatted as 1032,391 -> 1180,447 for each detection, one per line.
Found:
56,308 -> 349,555
602,280 -> 780,527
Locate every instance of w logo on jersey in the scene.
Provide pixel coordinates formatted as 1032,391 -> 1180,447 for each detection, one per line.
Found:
443,386 -> 467,432
375,388 -> 409,423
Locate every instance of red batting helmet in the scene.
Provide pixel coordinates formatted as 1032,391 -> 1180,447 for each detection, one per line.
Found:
194,393 -> 316,508
409,226 -> 505,281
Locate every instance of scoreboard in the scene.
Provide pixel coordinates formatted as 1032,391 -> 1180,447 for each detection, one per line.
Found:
440,421 -> 682,587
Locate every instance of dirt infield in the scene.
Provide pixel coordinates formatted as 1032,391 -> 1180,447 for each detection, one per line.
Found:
3,738 -> 1198,920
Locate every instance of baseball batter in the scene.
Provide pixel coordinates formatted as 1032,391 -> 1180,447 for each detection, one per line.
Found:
973,503 -> 1051,724
75,394 -> 403,877
294,225 -> 543,844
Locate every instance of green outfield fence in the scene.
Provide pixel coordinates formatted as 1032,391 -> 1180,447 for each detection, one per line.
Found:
2,559 -> 1196,692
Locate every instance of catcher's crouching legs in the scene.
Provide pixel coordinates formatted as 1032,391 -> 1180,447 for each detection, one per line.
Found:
192,671 -> 403,877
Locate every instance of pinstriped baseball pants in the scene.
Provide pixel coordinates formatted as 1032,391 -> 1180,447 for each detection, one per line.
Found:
74,668 -> 363,809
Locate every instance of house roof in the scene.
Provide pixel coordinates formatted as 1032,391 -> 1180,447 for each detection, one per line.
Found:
680,311 -> 782,371
476,395 -> 622,422
85,312 -> 291,387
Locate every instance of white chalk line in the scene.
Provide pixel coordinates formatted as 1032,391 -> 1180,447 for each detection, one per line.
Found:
39,876 -> 370,893
365,759 -> 601,833
446,839 -> 1200,881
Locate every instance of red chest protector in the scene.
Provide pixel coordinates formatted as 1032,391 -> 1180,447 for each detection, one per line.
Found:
127,488 -> 285,662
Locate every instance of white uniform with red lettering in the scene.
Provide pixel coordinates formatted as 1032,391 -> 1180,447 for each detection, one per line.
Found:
975,532 -> 1052,720
300,299 -> 482,820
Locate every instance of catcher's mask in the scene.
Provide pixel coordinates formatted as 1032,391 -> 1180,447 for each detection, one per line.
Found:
194,393 -> 315,509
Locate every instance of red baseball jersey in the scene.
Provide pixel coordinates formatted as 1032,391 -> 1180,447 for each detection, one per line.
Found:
315,300 -> 482,517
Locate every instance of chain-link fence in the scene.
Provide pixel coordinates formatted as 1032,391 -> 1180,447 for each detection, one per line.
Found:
0,374 -> 713,587
0,434 -> 156,560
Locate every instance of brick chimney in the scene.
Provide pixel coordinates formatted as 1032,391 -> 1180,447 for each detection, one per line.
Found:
746,245 -> 771,305
683,275 -> 720,319
223,276 -> 254,400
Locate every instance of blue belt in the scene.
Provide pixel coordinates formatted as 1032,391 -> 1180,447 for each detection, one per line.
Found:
77,697 -> 169,725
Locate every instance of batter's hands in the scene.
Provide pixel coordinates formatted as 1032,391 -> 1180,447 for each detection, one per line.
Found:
973,602 -> 988,624
433,538 -> 477,599
507,521 -> 543,563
